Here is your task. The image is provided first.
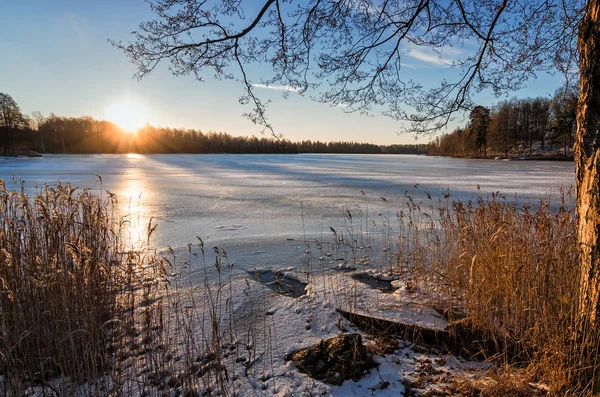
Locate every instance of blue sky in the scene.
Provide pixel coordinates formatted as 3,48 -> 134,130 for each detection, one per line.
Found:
1,0 -> 567,144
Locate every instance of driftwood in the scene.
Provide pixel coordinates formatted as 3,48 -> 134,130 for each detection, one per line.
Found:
337,309 -> 508,361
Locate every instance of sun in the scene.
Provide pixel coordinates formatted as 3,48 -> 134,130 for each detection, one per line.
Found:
104,100 -> 150,132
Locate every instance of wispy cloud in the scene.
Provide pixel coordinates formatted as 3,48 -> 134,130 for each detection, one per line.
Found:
251,83 -> 302,92
407,48 -> 453,66
404,44 -> 462,67
65,12 -> 89,48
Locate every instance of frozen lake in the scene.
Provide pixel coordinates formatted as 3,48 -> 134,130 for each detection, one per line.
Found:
0,153 -> 575,274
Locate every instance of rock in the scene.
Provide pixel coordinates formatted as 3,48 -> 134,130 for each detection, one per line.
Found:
284,334 -> 377,385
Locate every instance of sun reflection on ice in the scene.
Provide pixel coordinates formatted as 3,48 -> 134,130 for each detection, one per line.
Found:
117,166 -> 152,251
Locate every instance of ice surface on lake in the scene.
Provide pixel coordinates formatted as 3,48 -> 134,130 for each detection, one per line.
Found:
0,153 -> 574,278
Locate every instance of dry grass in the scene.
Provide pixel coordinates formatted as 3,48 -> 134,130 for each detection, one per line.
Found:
400,189 -> 581,392
314,188 -> 584,393
0,178 -> 278,396
0,179 -> 131,393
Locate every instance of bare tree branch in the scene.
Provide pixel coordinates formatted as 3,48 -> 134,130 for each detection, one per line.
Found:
113,0 -> 586,135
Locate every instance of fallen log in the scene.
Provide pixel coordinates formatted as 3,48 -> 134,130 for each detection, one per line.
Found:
337,309 -> 507,361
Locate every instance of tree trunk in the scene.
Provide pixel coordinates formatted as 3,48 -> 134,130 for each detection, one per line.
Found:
576,0 -> 600,387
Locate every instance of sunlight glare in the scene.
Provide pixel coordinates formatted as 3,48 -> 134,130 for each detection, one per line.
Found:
118,173 -> 149,250
104,100 -> 150,132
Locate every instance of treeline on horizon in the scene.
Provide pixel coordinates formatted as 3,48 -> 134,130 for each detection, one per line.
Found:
15,118 -> 426,155
0,94 -> 425,156
426,85 -> 577,158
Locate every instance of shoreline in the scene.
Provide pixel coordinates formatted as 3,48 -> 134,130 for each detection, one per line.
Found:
431,153 -> 574,161
1,151 -> 574,161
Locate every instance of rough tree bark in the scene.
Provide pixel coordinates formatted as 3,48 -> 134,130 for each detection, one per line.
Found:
576,0 -> 600,385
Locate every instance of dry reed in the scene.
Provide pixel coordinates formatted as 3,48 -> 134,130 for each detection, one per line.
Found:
403,190 -> 580,391
0,179 -> 130,394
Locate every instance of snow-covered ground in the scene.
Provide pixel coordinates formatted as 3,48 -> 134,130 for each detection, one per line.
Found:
11,256 -> 491,397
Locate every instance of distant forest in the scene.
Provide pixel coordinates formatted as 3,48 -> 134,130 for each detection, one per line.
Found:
3,87 -> 577,159
0,93 -> 425,156
426,86 -> 578,158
